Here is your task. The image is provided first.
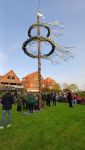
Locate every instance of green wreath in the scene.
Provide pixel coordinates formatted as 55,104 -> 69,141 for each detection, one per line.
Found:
22,36 -> 55,58
28,24 -> 50,38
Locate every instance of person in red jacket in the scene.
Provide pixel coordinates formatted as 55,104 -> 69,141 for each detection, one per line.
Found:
0,91 -> 14,129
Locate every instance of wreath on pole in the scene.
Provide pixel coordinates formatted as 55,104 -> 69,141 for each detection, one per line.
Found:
22,36 -> 55,58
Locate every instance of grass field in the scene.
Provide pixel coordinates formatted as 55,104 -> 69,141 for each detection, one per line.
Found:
0,103 -> 85,150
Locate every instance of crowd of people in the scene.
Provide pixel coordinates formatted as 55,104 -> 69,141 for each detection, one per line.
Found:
0,90 -> 84,129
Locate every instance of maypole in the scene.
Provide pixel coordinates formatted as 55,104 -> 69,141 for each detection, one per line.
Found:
37,14 -> 42,108
22,0 -> 73,109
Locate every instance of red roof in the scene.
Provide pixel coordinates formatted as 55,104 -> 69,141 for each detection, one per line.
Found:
23,71 -> 44,81
44,77 -> 56,86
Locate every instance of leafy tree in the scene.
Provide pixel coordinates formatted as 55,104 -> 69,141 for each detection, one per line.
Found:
53,83 -> 61,92
68,83 -> 78,92
62,83 -> 69,89
42,83 -> 61,93
79,91 -> 85,98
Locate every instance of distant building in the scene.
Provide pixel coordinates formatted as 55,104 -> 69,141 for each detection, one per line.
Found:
0,70 -> 59,92
44,77 -> 57,89
22,71 -> 45,92
0,70 -> 23,91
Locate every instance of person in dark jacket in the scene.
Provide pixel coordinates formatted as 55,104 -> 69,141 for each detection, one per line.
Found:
27,92 -> 36,113
46,93 -> 51,107
16,93 -> 23,112
52,91 -> 56,106
67,91 -> 73,108
0,91 -> 14,129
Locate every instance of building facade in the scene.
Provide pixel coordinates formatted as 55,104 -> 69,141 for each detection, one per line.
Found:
44,77 -> 57,89
22,72 -> 58,92
0,70 -> 23,90
0,70 -> 58,92
22,71 -> 45,92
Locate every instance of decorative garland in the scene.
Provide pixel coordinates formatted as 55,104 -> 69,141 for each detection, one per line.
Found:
22,36 -> 55,58
28,24 -> 50,38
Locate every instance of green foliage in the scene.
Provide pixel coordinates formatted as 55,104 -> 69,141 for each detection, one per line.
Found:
63,83 -> 78,92
42,83 -> 61,93
68,83 -> 78,92
0,92 -> 5,97
79,91 -> 85,98
53,83 -> 61,92
63,88 -> 69,92
0,104 -> 85,150
42,87 -> 52,93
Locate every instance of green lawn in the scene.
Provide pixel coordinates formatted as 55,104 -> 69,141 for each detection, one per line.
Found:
0,103 -> 85,150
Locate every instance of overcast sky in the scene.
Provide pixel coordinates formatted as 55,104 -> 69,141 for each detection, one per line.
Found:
0,0 -> 85,90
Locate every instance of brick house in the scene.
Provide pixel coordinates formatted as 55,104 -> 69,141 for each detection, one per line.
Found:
0,70 -> 59,92
44,77 -> 57,89
0,70 -> 23,90
22,71 -> 45,92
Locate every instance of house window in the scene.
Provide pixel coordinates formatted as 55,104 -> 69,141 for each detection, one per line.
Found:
12,76 -> 15,80
7,76 -> 11,79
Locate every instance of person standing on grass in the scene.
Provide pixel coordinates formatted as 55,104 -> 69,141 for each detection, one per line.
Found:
67,90 -> 73,108
52,91 -> 56,106
46,93 -> 51,107
0,90 -> 14,129
16,93 -> 23,112
27,92 -> 36,113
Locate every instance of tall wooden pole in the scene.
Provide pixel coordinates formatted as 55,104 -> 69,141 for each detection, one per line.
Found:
37,14 -> 42,108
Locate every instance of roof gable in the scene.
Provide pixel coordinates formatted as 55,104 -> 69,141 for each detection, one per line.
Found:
23,71 -> 44,82
0,70 -> 21,83
45,77 -> 56,85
